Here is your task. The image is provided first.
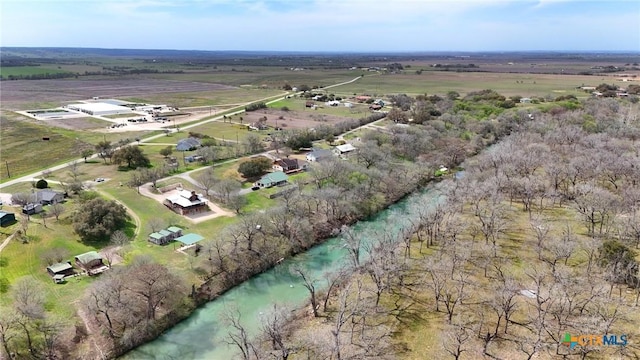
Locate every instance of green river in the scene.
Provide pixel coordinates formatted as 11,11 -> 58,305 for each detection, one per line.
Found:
122,180 -> 450,359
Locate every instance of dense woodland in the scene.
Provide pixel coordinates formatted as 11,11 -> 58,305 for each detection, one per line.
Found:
231,97 -> 640,359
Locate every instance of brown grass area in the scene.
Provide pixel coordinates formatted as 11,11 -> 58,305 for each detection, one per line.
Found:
1,78 -> 238,110
243,108 -> 354,130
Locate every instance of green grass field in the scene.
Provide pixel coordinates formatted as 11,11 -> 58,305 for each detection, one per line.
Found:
0,66 -> 73,77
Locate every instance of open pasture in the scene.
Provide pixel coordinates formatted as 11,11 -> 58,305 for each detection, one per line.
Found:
0,66 -> 73,78
334,71 -> 603,98
149,67 -> 363,88
242,107 -> 362,130
0,113 -> 151,181
1,78 -> 238,110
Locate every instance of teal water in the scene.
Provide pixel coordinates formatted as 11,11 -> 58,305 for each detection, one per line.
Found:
122,182 -> 448,360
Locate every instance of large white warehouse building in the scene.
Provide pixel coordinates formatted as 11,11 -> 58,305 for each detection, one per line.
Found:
67,102 -> 132,116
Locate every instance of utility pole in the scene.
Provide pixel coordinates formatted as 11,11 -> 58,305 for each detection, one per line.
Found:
5,161 -> 10,178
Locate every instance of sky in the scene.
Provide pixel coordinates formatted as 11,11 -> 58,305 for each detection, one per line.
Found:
1,0 -> 639,52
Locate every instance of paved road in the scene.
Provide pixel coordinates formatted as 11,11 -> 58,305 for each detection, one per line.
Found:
0,76 -> 364,190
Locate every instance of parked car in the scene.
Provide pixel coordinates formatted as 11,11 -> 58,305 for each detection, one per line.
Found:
95,178 -> 105,183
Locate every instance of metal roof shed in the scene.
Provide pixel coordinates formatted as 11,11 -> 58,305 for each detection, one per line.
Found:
175,233 -> 204,246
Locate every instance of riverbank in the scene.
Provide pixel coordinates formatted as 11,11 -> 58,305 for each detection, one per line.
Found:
121,179 -> 450,359
115,172 -> 434,358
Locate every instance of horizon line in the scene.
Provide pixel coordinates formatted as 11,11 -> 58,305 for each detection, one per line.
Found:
2,46 -> 639,55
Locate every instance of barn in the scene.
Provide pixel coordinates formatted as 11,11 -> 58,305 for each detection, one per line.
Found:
0,211 -> 16,227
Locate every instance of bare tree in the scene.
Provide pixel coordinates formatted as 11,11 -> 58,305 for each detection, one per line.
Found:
227,193 -> 247,214
259,304 -> 291,360
530,216 -> 550,260
442,317 -> 471,360
19,216 -> 29,240
127,261 -> 184,320
341,225 -> 362,269
40,248 -> 70,266
225,307 -> 259,360
147,218 -> 167,233
291,265 -> 319,317
12,277 -> 45,354
488,275 -> 519,335
0,307 -> 18,358
50,203 -> 65,221
332,282 -> 355,360
195,169 -> 218,197
214,178 -> 242,204
67,161 -> 81,182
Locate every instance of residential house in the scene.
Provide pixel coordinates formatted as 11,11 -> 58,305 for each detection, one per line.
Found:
355,95 -> 371,103
22,203 -> 43,215
333,144 -> 357,156
176,137 -> 202,151
36,189 -> 64,205
272,158 -> 299,173
369,104 -> 383,110
75,251 -> 105,274
306,148 -> 333,162
0,211 -> 16,227
256,171 -> 288,188
165,190 -> 209,215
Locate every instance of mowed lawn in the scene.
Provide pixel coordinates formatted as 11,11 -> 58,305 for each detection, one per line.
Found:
0,205 -> 102,318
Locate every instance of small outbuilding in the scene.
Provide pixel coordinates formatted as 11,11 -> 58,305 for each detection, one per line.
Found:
333,143 -> 357,155
0,211 -> 16,227
47,262 -> 74,283
75,251 -> 104,273
167,226 -> 183,238
22,203 -> 43,215
175,233 -> 204,246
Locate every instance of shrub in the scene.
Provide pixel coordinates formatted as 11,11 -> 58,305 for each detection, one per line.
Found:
35,179 -> 48,189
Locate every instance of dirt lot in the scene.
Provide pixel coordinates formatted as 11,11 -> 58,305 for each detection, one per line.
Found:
242,108 -> 354,130
42,117 -> 112,130
1,78 -> 237,109
99,109 -> 218,133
